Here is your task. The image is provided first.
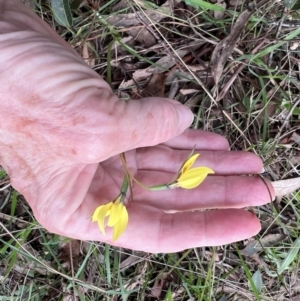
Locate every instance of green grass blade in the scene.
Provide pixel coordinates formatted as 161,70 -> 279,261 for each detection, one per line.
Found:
252,270 -> 263,293
254,27 -> 300,59
105,244 -> 112,286
284,0 -> 297,9
164,288 -> 173,301
9,190 -> 17,229
278,237 -> 300,274
106,41 -> 113,87
50,0 -> 73,27
292,0 -> 300,9
236,245 -> 261,301
184,0 -> 225,11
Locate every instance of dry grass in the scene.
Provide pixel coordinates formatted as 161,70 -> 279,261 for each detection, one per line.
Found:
1,0 -> 300,300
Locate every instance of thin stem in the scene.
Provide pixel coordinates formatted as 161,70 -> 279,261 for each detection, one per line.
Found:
120,173 -> 129,203
119,153 -> 170,191
148,184 -> 173,191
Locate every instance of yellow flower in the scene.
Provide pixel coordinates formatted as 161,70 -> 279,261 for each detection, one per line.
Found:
171,154 -> 214,189
92,195 -> 128,241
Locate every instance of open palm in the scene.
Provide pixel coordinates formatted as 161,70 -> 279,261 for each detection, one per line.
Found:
21,129 -> 273,253
0,0 -> 274,253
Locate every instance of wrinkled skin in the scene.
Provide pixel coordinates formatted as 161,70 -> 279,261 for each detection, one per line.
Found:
0,0 -> 274,253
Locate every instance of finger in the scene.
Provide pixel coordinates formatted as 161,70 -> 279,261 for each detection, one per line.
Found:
133,172 -> 275,210
137,147 -> 263,175
162,128 -> 229,150
84,206 -> 261,253
119,98 -> 194,149
82,97 -> 194,162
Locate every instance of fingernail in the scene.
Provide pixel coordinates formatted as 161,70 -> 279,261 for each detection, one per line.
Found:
176,104 -> 194,131
260,167 -> 266,174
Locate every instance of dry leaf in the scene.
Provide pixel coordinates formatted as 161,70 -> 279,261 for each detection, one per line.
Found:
130,73 -> 165,99
132,41 -> 201,81
132,48 -> 191,81
106,2 -> 170,47
120,251 -> 146,271
122,261 -> 148,291
143,73 -> 165,97
118,79 -> 136,90
150,272 -> 177,298
272,177 -> 300,201
150,277 -> 165,298
185,63 -> 208,72
210,0 -> 269,83
106,3 -> 170,28
205,250 -> 220,261
210,9 -> 252,84
11,242 -> 51,276
58,239 -> 81,270
241,234 -> 286,257
82,42 -> 95,67
292,132 -> 300,146
128,28 -> 156,48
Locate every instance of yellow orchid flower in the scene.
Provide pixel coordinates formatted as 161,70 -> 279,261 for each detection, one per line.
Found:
170,154 -> 214,189
92,195 -> 128,241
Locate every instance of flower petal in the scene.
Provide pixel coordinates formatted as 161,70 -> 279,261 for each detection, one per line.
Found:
92,205 -> 103,222
96,202 -> 113,235
181,154 -> 200,175
112,206 -> 128,241
178,167 -> 214,189
107,201 -> 124,227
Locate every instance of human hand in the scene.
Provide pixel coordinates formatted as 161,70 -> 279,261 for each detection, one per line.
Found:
88,131 -> 275,252
0,0 -> 274,253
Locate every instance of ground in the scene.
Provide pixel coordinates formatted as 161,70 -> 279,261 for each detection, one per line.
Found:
1,0 -> 300,300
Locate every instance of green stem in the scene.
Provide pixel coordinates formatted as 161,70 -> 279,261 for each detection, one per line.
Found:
120,175 -> 129,202
148,184 -> 172,191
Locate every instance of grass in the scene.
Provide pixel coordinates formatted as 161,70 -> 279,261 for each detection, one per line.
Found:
1,0 -> 300,300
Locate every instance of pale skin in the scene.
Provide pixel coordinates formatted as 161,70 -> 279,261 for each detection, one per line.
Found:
0,0 -> 274,253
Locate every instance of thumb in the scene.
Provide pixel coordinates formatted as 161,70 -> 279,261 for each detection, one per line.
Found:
117,97 -> 193,151
90,96 -> 194,160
